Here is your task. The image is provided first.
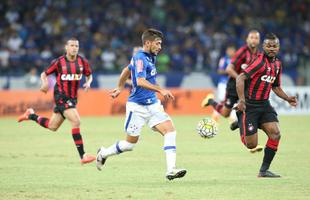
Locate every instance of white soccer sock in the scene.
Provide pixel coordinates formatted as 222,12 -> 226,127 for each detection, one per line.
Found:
102,140 -> 135,158
163,131 -> 177,172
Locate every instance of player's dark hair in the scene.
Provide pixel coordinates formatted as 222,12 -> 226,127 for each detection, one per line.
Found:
264,33 -> 278,41
141,28 -> 163,44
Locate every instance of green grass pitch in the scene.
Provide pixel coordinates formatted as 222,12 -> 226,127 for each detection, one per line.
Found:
1,115 -> 310,200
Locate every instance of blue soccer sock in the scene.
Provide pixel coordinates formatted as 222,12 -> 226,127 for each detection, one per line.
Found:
103,140 -> 135,158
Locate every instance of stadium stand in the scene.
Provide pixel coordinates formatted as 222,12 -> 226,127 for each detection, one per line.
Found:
0,0 -> 309,88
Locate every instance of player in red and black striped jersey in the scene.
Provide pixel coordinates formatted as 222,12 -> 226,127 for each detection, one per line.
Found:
18,38 -> 96,164
202,30 -> 260,131
235,33 -> 297,178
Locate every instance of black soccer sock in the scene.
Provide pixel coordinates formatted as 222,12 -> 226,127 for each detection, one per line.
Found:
208,99 -> 218,107
28,114 -> 38,121
72,128 -> 85,159
260,146 -> 276,172
28,114 -> 49,128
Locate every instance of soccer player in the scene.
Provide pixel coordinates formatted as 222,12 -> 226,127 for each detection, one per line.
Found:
211,45 -> 236,122
235,33 -> 297,177
202,30 -> 260,131
18,38 -> 96,164
96,28 -> 187,180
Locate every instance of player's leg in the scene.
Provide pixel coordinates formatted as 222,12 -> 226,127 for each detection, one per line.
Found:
149,102 -> 186,180
212,83 -> 226,122
18,108 -> 65,131
96,102 -> 145,170
63,108 -> 95,164
258,120 -> 281,178
153,120 -> 186,180
237,110 -> 262,153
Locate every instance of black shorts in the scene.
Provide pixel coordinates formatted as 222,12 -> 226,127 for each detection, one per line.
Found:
236,100 -> 278,136
53,93 -> 77,118
224,79 -> 239,109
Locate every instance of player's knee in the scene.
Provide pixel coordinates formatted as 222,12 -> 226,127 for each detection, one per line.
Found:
49,126 -> 58,132
222,112 -> 230,118
270,132 -> 281,141
71,119 -> 80,128
246,141 -> 258,149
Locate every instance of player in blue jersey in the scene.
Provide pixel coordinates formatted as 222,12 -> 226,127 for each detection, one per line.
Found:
210,45 -> 236,122
96,29 -> 187,180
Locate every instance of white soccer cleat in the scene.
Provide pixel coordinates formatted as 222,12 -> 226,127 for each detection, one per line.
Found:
166,168 -> 187,180
96,147 -> 107,171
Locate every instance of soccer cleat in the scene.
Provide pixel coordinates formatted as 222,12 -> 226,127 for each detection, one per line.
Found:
96,147 -> 107,171
258,170 -> 281,178
17,108 -> 35,122
201,94 -> 215,108
230,120 -> 239,131
166,168 -> 187,180
249,145 -> 263,153
80,154 -> 96,164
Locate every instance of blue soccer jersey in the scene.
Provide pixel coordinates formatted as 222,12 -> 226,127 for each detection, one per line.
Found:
128,50 -> 158,105
218,55 -> 231,84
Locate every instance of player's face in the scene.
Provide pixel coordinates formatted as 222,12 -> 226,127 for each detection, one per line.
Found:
65,40 -> 79,57
263,39 -> 280,57
226,47 -> 236,58
149,38 -> 162,55
246,32 -> 260,48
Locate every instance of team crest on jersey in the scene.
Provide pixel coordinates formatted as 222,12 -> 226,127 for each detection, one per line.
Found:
150,69 -> 157,76
241,64 -> 248,69
61,74 -> 83,81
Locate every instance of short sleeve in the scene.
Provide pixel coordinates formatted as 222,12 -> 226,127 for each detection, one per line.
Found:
134,57 -> 147,78
45,59 -> 59,75
272,63 -> 282,87
243,55 -> 265,79
82,58 -> 92,76
218,57 -> 226,70
231,47 -> 246,66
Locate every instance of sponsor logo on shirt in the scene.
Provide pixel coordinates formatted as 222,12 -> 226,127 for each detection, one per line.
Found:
61,74 -> 83,81
261,75 -> 276,83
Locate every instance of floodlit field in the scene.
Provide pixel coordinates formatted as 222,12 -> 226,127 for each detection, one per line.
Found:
1,115 -> 309,200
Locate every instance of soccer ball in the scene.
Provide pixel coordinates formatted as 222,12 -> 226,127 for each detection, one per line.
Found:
196,118 -> 217,139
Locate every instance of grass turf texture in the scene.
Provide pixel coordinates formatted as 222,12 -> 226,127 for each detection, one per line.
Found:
0,115 -> 309,200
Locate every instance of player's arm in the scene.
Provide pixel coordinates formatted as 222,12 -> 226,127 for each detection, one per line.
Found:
217,58 -> 228,75
83,74 -> 92,92
110,66 -> 131,98
40,72 -> 49,93
226,63 -> 238,79
40,59 -> 58,93
235,73 -> 247,111
272,87 -> 297,107
137,78 -> 174,100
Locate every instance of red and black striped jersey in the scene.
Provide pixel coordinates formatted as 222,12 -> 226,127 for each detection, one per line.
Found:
230,45 -> 259,74
243,53 -> 282,101
45,54 -> 92,99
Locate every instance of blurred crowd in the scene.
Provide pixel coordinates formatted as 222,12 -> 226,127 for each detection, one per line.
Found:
0,0 -> 309,84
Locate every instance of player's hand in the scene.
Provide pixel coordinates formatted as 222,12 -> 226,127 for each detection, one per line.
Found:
235,100 -> 246,112
287,96 -> 297,107
40,83 -> 48,93
83,82 -> 91,92
160,89 -> 175,101
109,88 -> 121,99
